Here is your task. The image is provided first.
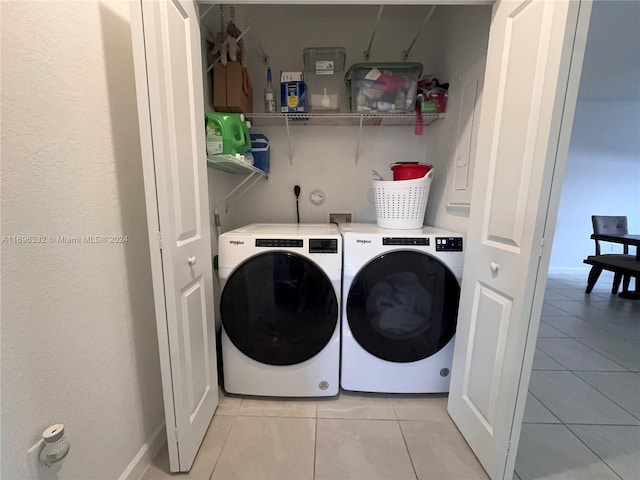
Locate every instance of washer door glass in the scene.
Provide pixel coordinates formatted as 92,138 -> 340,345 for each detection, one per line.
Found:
346,251 -> 459,362
221,252 -> 338,366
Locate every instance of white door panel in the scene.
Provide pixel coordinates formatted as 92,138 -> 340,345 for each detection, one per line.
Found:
462,283 -> 512,434
130,0 -> 218,472
448,1 -> 590,479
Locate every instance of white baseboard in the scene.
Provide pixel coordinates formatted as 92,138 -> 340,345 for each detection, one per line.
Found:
119,422 -> 166,480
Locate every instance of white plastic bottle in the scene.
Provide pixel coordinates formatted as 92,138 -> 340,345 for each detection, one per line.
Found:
264,66 -> 276,113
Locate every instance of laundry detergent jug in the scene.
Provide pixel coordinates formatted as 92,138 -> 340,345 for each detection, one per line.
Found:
205,112 -> 251,156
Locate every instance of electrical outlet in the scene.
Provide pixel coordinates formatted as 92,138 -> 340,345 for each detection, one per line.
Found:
329,213 -> 352,224
288,182 -> 304,196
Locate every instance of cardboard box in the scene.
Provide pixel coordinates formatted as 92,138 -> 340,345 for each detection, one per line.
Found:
213,63 -> 227,111
213,61 -> 253,113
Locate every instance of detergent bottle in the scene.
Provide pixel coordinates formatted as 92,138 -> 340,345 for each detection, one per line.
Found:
205,113 -> 251,156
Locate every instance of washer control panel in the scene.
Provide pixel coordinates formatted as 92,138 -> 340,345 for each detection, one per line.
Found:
256,239 -> 303,248
309,238 -> 338,254
435,237 -> 463,252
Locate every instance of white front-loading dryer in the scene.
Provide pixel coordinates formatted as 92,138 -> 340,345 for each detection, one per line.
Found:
218,223 -> 341,397
339,223 -> 464,393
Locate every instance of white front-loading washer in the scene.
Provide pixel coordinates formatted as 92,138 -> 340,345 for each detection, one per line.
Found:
339,223 -> 464,393
218,223 -> 341,397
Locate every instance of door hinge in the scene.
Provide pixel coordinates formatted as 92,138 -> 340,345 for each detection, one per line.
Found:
174,427 -> 178,443
158,231 -> 163,250
507,440 -> 511,454
539,237 -> 544,257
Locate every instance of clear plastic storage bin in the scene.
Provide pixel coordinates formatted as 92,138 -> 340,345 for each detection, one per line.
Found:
303,47 -> 347,112
345,62 -> 423,114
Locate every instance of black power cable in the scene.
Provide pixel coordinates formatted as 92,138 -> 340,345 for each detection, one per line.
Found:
293,185 -> 301,223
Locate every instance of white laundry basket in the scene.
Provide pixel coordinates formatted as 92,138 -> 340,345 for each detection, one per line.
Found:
372,169 -> 434,229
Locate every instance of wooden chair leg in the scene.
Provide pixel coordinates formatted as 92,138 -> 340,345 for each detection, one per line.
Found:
612,272 -> 623,294
586,266 -> 603,294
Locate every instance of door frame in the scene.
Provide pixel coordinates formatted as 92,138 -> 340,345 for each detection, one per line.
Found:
129,0 -> 593,476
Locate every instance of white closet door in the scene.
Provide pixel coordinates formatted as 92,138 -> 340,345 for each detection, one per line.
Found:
448,1 -> 590,479
130,0 -> 218,472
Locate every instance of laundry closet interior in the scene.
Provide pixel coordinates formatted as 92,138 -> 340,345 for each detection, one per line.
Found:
137,0 -> 500,477
202,2 -> 490,236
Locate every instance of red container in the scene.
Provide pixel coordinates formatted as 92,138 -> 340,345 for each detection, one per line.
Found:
390,162 -> 433,180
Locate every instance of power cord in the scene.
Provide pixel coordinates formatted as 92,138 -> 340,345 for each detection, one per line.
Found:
293,185 -> 301,223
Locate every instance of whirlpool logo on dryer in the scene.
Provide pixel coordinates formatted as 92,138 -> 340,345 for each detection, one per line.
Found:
356,239 -> 371,245
229,240 -> 245,245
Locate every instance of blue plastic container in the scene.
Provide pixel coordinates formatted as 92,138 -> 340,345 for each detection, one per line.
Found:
250,134 -> 270,173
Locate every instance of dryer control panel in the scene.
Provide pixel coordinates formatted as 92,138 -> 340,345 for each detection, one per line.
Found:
383,237 -> 429,246
435,237 -> 463,252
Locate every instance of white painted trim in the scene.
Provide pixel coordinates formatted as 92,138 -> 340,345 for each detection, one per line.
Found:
118,422 -> 166,480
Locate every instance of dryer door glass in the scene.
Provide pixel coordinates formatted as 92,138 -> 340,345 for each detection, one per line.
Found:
221,252 -> 338,366
346,251 -> 459,362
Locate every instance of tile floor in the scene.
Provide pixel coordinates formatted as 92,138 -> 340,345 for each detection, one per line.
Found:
143,390 -> 488,480
514,272 -> 639,480
142,272 -> 639,480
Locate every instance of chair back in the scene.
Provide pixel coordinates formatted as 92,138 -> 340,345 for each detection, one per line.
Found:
592,215 -> 629,255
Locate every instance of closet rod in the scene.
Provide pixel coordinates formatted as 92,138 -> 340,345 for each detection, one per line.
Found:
402,5 -> 437,60
363,5 -> 384,61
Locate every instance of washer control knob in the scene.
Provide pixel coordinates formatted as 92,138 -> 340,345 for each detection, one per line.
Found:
490,262 -> 499,273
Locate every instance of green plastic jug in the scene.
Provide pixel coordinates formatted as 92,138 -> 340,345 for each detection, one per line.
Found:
205,112 -> 251,156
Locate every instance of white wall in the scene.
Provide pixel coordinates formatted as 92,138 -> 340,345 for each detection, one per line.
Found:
549,101 -> 640,271
423,5 -> 492,233
548,0 -> 640,272
1,2 -> 164,479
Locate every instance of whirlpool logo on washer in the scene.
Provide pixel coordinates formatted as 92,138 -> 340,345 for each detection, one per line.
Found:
229,240 -> 245,245
356,239 -> 371,245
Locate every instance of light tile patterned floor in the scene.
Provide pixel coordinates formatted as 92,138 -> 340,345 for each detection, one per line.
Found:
515,272 -> 640,480
143,390 -> 488,480
142,272 -> 639,480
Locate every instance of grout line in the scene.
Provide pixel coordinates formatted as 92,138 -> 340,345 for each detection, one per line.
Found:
563,422 -> 640,427
312,417 -> 318,480
232,413 -> 318,419
530,369 -> 639,426
207,414 -> 238,480
562,424 -> 625,480
317,416 -> 404,422
526,390 -> 563,424
397,420 -> 419,480
572,336 -> 636,370
568,371 -> 640,422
